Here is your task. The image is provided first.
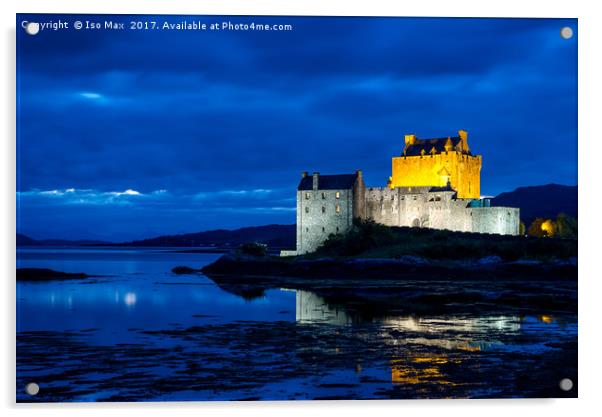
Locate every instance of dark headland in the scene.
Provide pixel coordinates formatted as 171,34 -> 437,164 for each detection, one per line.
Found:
17,268 -> 90,282
201,220 -> 577,278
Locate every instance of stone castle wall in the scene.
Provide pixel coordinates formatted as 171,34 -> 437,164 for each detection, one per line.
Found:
296,188 -> 354,254
364,187 -> 519,235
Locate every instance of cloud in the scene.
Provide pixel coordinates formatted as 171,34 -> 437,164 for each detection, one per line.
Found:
79,92 -> 102,99
18,188 -> 159,205
17,187 -> 294,211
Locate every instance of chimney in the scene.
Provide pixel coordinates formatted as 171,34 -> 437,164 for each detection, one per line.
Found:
404,134 -> 417,147
312,172 -> 319,190
458,129 -> 469,152
301,171 -> 308,178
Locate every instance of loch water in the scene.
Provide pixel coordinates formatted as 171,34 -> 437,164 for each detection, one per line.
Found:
16,247 -> 577,401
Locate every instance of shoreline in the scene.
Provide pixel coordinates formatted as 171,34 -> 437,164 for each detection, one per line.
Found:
200,253 -> 577,281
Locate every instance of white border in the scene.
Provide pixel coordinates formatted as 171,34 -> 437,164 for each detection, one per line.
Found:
2,1 -> 600,416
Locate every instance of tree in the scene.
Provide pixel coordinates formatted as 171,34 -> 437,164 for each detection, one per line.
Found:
555,213 -> 578,239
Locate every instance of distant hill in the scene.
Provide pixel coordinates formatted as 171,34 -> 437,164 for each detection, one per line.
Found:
491,184 -> 577,225
16,233 -> 109,247
118,224 -> 296,249
16,233 -> 39,246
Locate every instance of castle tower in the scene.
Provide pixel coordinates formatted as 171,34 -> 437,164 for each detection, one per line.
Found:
391,130 -> 482,199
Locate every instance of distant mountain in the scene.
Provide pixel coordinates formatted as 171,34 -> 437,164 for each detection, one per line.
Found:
118,224 -> 296,249
16,233 -> 39,246
16,233 -> 109,247
491,184 -> 577,225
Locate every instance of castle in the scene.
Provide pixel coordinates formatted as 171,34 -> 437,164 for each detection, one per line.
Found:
284,130 -> 520,255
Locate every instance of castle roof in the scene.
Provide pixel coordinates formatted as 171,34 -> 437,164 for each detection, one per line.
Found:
404,136 -> 471,156
298,173 -> 358,190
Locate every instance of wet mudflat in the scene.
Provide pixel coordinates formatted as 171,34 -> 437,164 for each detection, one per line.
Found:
16,247 -> 577,402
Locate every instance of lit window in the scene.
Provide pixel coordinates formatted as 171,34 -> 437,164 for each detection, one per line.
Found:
305,192 -> 310,200
321,206 -> 326,213
335,192 -> 340,199
305,206 -> 309,213
336,204 -> 341,213
321,192 -> 326,199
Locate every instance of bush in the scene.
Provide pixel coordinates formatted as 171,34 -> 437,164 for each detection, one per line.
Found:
316,218 -> 398,256
239,242 -> 267,257
312,218 -> 576,261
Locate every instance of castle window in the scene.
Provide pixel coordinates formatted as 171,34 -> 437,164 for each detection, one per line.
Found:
305,206 -> 309,213
321,192 -> 326,199
336,204 -> 341,213
335,192 -> 340,199
305,192 -> 310,200
322,227 -> 325,233
336,227 -> 339,233
306,227 -> 309,232
321,206 -> 326,213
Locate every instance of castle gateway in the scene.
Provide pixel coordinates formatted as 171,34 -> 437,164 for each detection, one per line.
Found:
283,130 -> 520,256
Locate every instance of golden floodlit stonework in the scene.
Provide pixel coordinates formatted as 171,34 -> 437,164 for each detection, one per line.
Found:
390,130 -> 482,199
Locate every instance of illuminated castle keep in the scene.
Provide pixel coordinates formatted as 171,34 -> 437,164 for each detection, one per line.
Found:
391,130 -> 481,199
286,130 -> 520,255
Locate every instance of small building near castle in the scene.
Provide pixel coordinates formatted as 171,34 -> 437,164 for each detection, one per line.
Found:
284,130 -> 520,256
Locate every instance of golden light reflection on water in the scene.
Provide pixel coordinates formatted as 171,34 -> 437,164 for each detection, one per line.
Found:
391,355 -> 458,386
539,315 -> 554,323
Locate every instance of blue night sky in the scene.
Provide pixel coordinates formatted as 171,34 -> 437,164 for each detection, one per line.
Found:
16,14 -> 577,241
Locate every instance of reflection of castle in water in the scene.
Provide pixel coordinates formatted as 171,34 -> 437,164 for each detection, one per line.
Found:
295,289 -> 520,331
294,289 -> 527,386
295,290 -> 354,325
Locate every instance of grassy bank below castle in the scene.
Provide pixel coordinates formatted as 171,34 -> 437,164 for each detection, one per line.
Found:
308,219 -> 577,262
